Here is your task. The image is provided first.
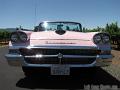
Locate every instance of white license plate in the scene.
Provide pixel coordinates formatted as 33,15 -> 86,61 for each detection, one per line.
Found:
51,65 -> 70,75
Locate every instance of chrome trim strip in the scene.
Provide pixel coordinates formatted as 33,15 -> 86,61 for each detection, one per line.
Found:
6,54 -> 112,59
98,47 -> 111,50
96,55 -> 113,59
24,55 -> 96,58
9,45 -> 98,50
23,61 -> 96,68
9,45 -> 111,50
25,55 -> 58,58
5,54 -> 23,58
63,55 -> 96,58
5,53 -> 113,67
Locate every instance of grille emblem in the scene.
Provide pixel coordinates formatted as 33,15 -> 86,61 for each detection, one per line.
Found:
58,53 -> 63,59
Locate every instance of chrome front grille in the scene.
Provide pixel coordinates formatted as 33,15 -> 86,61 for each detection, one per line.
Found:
19,48 -> 101,56
19,48 -> 98,65
24,57 -> 95,64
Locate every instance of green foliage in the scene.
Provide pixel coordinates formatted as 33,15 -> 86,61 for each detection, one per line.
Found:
85,22 -> 120,36
0,30 -> 11,41
83,26 -> 104,32
104,22 -> 120,35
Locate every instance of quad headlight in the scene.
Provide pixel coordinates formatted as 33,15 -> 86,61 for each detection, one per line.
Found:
93,33 -> 110,44
10,32 -> 28,42
10,33 -> 19,42
102,35 -> 110,43
19,32 -> 28,42
93,35 -> 102,44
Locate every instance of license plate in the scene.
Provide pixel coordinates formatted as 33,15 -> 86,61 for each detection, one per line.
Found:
51,65 -> 70,75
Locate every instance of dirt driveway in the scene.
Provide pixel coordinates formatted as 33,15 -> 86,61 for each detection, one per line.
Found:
103,50 -> 120,81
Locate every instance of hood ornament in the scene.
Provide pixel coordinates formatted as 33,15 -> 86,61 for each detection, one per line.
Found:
55,30 -> 66,35
55,24 -> 66,35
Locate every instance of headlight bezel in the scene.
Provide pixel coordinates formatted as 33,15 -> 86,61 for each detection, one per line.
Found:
93,33 -> 110,44
10,32 -> 19,42
10,31 -> 28,43
93,34 -> 102,44
102,34 -> 110,43
19,32 -> 28,42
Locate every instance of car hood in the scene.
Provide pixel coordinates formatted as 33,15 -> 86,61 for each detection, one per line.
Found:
30,31 -> 98,41
28,31 -> 99,46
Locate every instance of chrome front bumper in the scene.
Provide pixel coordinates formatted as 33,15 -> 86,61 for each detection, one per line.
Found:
5,53 -> 113,67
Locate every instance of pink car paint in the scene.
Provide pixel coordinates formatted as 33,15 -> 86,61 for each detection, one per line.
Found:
5,21 -> 113,76
10,31 -> 99,47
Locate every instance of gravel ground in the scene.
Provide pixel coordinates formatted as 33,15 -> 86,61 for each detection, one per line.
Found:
102,50 -> 120,81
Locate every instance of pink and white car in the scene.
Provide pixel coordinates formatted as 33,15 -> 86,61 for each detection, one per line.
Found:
5,21 -> 113,76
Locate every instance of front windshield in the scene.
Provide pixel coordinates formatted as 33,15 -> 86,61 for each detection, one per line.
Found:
40,22 -> 82,32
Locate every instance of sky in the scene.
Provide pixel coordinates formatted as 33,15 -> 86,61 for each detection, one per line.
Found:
0,0 -> 120,29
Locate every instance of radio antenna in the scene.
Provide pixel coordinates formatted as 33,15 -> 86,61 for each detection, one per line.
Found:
34,0 -> 37,27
